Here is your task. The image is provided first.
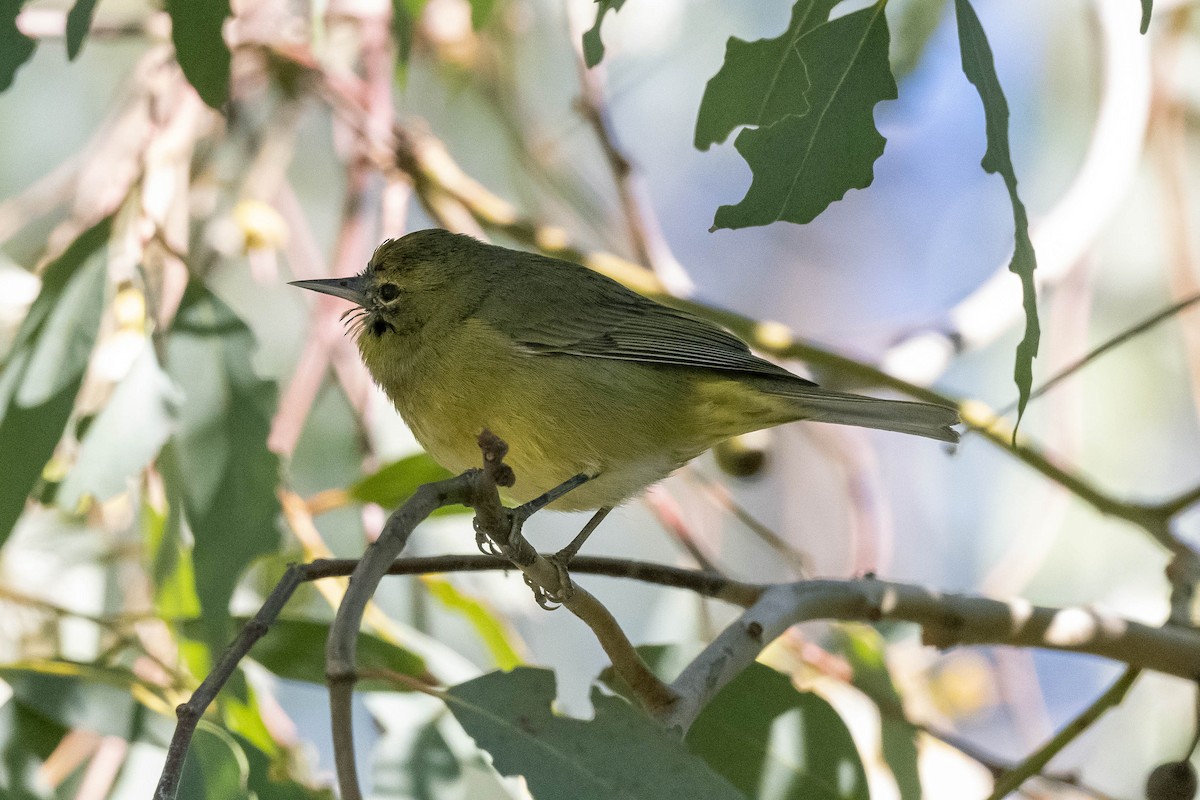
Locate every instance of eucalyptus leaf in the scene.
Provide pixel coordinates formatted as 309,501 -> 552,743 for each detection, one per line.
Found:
57,345 -> 181,510
238,732 -> 332,800
65,0 -> 100,59
955,0 -> 1039,437
177,724 -> 254,800
165,0 -> 232,108
0,693 -> 68,799
582,0 -> 625,68
0,0 -> 36,92
349,452 -> 462,514
228,616 -> 428,690
694,0 -> 838,150
712,2 -> 896,230
391,0 -> 428,65
0,219 -> 110,546
0,662 -> 167,741
833,626 -> 920,800
446,668 -> 744,800
686,663 -> 868,800
424,576 -> 523,670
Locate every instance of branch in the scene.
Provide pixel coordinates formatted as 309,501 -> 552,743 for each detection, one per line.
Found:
153,565 -> 315,800
322,431 -> 673,799
154,523 -> 1199,799
567,14 -> 693,296
658,578 -> 1200,732
324,473 -> 477,800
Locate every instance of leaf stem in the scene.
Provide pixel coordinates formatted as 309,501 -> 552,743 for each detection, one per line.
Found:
987,667 -> 1141,800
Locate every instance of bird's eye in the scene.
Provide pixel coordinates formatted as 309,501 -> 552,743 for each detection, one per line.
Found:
378,283 -> 400,302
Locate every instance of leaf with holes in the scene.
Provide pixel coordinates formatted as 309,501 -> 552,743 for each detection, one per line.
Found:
694,0 -> 839,150
711,2 -> 896,230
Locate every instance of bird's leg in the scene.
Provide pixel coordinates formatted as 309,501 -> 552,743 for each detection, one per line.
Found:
514,473 -> 592,521
542,506 -> 613,604
473,472 -> 591,562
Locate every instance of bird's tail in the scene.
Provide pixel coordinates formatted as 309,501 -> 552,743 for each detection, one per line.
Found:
762,382 -> 961,443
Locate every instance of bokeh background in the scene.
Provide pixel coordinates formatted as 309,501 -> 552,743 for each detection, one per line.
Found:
2,0 -> 1199,797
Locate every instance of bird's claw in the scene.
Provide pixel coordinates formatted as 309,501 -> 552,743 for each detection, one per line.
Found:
472,519 -> 504,557
523,573 -> 562,611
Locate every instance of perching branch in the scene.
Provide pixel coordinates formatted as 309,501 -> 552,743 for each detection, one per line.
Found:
322,431 -> 672,800
154,488 -> 1200,799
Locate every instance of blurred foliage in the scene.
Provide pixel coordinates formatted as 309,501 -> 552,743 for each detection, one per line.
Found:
0,0 -> 1191,798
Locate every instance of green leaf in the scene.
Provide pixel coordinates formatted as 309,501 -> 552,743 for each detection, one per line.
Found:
834,626 -> 920,800
57,346 -> 180,510
165,0 -> 232,108
694,0 -> 838,150
0,218 -> 110,546
230,616 -> 428,690
954,0 -> 1039,437
445,667 -> 744,799
0,0 -> 36,92
166,281 -> 281,651
177,724 -> 254,800
0,693 -> 68,799
686,663 -> 868,800
712,2 -> 896,230
65,0 -> 99,59
349,452 -> 459,511
424,576 -> 523,670
1140,0 -> 1152,33
582,0 -> 625,68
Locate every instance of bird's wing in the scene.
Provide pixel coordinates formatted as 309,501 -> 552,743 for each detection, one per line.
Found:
478,253 -> 812,384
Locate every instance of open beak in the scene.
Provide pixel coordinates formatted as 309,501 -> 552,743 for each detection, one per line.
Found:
289,275 -> 367,305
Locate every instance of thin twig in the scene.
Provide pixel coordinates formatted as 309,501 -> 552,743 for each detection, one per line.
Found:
987,666 -> 1141,799
304,553 -> 762,606
153,565 -> 314,800
642,485 -> 722,573
683,469 -> 812,578
324,473 -> 477,800
996,291 -> 1200,417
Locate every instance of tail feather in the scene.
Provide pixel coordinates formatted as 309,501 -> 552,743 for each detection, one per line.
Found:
766,384 -> 960,443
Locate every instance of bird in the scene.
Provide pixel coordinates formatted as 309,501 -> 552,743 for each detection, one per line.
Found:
292,228 -> 958,531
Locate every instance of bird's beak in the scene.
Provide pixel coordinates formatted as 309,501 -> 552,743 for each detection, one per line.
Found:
289,275 -> 367,305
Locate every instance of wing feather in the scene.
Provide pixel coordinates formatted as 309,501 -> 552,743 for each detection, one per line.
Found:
476,249 -> 811,383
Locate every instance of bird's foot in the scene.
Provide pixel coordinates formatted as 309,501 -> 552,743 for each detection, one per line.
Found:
472,517 -> 504,557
